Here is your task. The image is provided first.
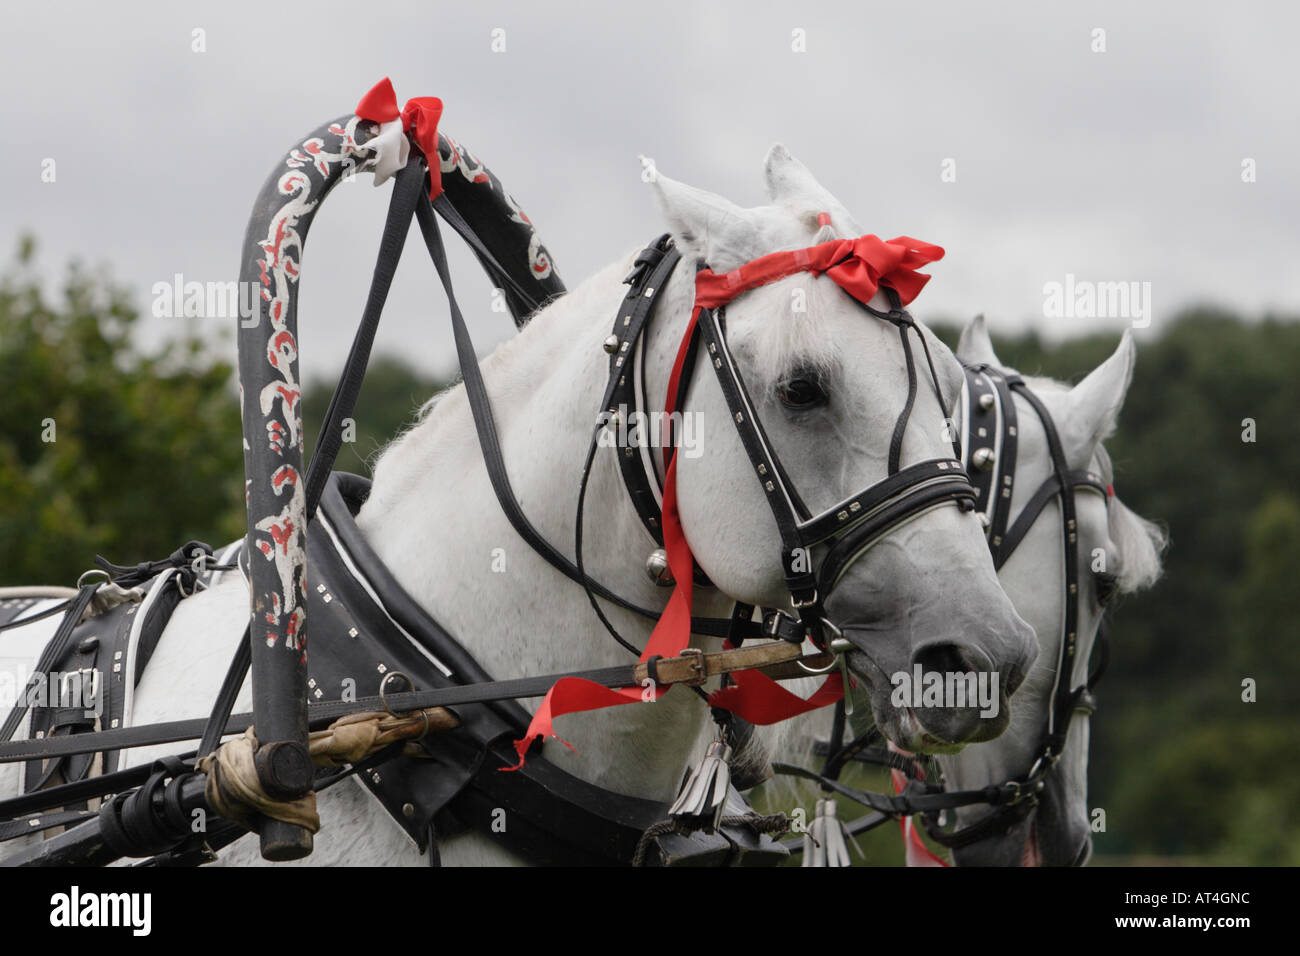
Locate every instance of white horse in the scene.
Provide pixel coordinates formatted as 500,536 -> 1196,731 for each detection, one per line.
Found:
762,316 -> 1166,866
0,147 -> 1037,866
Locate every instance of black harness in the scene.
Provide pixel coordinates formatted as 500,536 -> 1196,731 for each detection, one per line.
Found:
913,365 -> 1112,849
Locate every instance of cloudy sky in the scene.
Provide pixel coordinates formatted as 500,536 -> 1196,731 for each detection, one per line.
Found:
2,0 -> 1296,380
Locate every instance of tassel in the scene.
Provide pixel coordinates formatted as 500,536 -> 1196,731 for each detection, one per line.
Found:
801,798 -> 855,867
668,739 -> 732,831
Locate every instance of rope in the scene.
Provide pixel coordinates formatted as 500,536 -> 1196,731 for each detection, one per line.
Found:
197,729 -> 321,835
631,812 -> 791,867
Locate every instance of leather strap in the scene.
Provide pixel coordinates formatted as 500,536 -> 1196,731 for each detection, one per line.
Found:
0,643 -> 829,766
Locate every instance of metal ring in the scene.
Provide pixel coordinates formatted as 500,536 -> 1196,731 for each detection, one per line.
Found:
797,619 -> 844,674
378,670 -> 413,718
76,568 -> 111,589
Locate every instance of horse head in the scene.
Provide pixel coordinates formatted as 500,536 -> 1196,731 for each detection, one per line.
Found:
648,147 -> 1038,752
936,317 -> 1167,865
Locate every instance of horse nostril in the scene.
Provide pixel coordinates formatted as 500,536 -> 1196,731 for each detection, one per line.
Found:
911,642 -> 986,679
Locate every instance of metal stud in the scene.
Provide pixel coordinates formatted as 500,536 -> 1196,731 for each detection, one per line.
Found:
978,512 -> 991,529
403,803 -> 416,818
603,335 -> 620,354
972,447 -> 996,471
764,481 -> 775,492
978,392 -> 995,411
645,549 -> 674,587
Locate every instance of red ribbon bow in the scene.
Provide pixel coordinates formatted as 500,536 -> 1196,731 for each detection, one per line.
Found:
695,234 -> 945,312
356,77 -> 445,200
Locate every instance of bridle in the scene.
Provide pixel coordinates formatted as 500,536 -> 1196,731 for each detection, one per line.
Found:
775,361 -> 1118,859
913,363 -> 1115,849
579,233 -> 979,659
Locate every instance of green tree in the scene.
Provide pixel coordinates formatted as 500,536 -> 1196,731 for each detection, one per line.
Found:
301,357 -> 449,477
0,238 -> 246,585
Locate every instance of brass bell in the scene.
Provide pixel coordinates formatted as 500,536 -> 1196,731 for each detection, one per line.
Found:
972,447 -> 996,471
978,392 -> 995,411
603,335 -> 620,354
645,549 -> 674,586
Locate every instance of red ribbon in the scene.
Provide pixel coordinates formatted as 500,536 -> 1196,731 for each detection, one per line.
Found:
356,77 -> 445,200
889,744 -> 949,866
504,310 -> 705,769
695,234 -> 944,312
709,669 -> 843,724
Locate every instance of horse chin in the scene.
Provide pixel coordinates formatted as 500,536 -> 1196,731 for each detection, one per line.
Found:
1032,767 -> 1094,866
948,771 -> 1093,867
949,814 -> 1036,867
845,651 -> 966,755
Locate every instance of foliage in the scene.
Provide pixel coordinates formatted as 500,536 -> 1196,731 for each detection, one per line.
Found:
928,311 -> 1300,864
0,239 -> 246,585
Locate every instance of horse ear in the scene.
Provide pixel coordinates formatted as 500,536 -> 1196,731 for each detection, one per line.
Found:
643,163 -> 761,269
956,315 -> 1002,367
763,143 -> 858,236
1062,330 -> 1137,455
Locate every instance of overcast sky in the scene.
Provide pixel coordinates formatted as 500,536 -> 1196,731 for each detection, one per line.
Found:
2,0 -> 1296,381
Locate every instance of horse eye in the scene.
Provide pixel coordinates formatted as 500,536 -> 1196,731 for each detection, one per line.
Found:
777,377 -> 829,410
1094,571 -> 1119,607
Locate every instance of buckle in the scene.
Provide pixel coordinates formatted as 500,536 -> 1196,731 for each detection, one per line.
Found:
622,242 -> 667,289
791,589 -> 819,610
762,610 -> 805,644
679,648 -> 707,686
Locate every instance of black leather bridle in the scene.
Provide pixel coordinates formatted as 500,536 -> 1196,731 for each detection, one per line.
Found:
777,361 -> 1118,858
914,363 -> 1114,850
581,235 -> 978,656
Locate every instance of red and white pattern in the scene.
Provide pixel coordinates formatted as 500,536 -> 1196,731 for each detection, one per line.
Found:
248,115 -> 380,651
